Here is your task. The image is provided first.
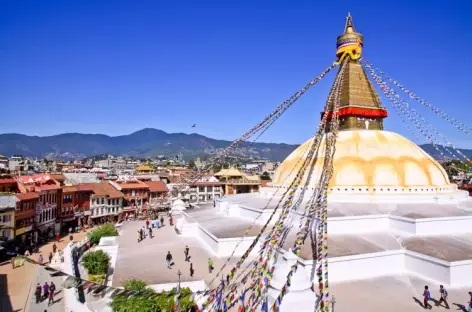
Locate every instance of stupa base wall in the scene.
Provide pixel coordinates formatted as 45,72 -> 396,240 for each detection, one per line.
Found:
260,186 -> 469,204
179,213 -> 472,287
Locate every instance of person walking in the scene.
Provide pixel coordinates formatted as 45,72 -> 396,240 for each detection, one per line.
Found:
35,283 -> 42,304
137,230 -> 141,243
184,246 -> 190,262
190,263 -> 194,278
148,226 -> 153,239
208,258 -> 214,273
38,254 -> 44,264
160,215 -> 164,226
48,251 -> 53,264
146,219 -> 150,229
55,232 -> 60,242
48,281 -> 56,305
468,291 -> 472,312
437,285 -> 449,309
169,215 -> 174,226
166,251 -> 173,269
52,243 -> 57,253
423,285 -> 432,309
43,282 -> 49,301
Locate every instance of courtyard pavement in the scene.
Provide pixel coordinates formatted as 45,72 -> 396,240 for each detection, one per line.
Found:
0,231 -> 88,312
112,218 -> 249,289
112,218 -> 472,312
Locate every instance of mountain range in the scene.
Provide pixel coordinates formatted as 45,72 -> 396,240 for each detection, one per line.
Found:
0,128 -> 470,162
0,128 -> 297,161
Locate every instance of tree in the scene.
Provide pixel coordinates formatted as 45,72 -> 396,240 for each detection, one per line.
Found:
109,279 -> 194,312
81,250 -> 110,275
260,171 -> 271,180
441,159 -> 470,177
188,159 -> 196,170
87,223 -> 118,245
212,163 -> 222,173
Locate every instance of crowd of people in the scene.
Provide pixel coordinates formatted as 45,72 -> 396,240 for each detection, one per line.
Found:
35,281 -> 57,306
421,285 -> 472,311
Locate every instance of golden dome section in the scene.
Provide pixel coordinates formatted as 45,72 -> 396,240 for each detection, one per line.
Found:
271,130 -> 451,190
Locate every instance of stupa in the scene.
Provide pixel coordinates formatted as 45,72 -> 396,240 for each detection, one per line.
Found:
180,15 -> 472,302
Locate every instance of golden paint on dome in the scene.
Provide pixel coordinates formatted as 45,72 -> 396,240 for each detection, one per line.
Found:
270,130 -> 451,191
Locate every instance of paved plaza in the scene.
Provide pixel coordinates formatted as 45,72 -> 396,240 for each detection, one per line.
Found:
113,217 -> 472,312
0,231 -> 88,312
330,274 -> 472,312
113,218 -> 249,289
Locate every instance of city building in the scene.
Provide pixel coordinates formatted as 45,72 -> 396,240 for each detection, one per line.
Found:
0,155 -> 8,172
188,175 -> 223,203
135,164 -> 153,174
74,184 -> 94,228
0,195 -> 16,241
89,183 -> 124,224
109,178 -> 149,211
8,155 -> 24,172
0,175 -> 19,193
35,183 -> 61,237
60,186 -> 77,229
214,167 -> 261,194
143,180 -> 169,209
16,174 -> 62,237
15,192 -> 38,244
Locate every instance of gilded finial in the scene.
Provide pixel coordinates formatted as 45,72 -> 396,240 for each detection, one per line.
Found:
344,13 -> 356,33
336,13 -> 363,62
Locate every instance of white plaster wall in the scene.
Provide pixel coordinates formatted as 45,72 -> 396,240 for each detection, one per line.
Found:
216,236 -> 258,257
415,217 -> 472,235
197,227 -> 219,255
328,215 -> 389,234
405,251 -> 451,285
149,280 -> 207,293
389,216 -> 417,234
450,261 -> 472,287
64,288 -> 93,312
181,223 -> 200,238
321,251 -> 404,282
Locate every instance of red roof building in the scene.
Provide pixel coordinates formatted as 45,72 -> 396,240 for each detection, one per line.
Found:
0,175 -> 19,193
15,192 -> 38,242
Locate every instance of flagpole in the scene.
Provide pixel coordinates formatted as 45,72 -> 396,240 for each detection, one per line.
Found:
176,270 -> 182,312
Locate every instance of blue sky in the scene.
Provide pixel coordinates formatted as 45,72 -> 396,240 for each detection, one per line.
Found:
1,0 -> 471,147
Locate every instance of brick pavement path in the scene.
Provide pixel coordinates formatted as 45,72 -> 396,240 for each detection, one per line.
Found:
0,231 -> 88,312
28,266 -> 65,312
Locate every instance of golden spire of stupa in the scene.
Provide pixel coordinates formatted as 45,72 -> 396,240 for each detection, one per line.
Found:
323,14 -> 388,131
336,13 -> 364,61
344,12 -> 355,33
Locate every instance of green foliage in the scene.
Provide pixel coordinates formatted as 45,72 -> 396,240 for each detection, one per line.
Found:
260,171 -> 271,180
87,223 -> 117,245
441,159 -> 471,177
82,250 -> 110,275
212,163 -> 222,173
89,273 -> 106,284
109,279 -> 194,312
188,159 -> 196,169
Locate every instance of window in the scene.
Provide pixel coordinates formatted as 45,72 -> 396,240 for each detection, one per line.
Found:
199,187 -> 205,193
92,198 -> 95,205
101,198 -> 104,205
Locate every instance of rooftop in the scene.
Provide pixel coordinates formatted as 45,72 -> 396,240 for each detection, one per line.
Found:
16,192 -> 39,201
143,180 -> 169,193
90,182 -> 124,198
